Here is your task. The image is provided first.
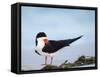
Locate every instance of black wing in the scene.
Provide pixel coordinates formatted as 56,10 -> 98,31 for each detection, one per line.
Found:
42,40 -> 70,53
42,35 -> 83,53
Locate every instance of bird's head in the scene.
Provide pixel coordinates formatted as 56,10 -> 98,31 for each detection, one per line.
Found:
36,32 -> 48,46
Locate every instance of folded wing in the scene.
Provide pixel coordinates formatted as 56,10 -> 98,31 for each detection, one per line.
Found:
42,35 -> 83,53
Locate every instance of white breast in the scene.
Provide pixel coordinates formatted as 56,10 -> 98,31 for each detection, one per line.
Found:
35,37 -> 55,57
35,38 -> 45,56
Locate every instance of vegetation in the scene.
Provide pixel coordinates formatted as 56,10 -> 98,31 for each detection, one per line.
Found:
41,65 -> 59,70
74,55 -> 95,66
41,55 -> 95,70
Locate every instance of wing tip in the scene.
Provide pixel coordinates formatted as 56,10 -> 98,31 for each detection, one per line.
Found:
80,35 -> 83,38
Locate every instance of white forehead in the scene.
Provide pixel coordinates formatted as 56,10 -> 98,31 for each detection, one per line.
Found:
37,37 -> 48,40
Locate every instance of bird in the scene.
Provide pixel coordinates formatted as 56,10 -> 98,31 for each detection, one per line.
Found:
35,32 -> 83,65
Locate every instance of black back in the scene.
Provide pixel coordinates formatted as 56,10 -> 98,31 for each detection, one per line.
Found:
42,35 -> 83,53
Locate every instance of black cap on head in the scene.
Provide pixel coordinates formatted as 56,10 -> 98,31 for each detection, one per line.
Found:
36,32 -> 47,39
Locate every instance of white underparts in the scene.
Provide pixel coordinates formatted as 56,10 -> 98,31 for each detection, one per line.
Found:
35,37 -> 55,57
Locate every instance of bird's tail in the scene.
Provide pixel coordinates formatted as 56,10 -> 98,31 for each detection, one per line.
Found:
65,35 -> 83,45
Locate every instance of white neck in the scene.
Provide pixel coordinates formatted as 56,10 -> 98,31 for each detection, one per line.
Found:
37,39 -> 45,47
36,37 -> 47,49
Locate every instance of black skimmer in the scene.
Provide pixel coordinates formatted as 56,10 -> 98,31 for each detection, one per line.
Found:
35,32 -> 83,65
